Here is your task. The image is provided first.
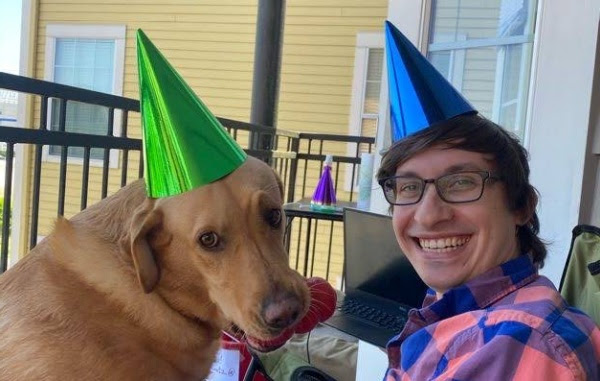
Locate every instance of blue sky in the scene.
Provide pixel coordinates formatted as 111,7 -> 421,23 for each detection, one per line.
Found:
0,0 -> 23,74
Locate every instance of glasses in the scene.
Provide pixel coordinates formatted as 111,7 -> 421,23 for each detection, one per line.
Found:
379,171 -> 500,206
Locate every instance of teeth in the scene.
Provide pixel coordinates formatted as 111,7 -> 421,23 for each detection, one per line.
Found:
419,236 -> 470,250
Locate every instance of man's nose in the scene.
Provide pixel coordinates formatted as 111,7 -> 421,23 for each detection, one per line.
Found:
413,184 -> 453,227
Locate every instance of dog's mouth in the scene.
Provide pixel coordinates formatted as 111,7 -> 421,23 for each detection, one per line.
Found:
225,324 -> 293,352
221,277 -> 338,353
223,297 -> 309,352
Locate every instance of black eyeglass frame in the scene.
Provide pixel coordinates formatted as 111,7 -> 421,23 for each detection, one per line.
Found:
379,170 -> 501,206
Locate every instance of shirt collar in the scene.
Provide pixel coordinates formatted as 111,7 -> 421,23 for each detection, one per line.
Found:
420,254 -> 538,321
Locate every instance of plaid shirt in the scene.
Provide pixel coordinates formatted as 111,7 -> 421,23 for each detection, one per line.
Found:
385,255 -> 600,380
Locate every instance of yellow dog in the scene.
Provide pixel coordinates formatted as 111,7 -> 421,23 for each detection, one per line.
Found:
0,156 -> 310,380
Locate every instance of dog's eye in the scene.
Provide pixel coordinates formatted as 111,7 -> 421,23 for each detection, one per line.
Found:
265,209 -> 282,228
198,232 -> 220,249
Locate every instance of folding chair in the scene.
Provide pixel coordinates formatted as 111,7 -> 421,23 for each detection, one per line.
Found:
559,224 -> 600,326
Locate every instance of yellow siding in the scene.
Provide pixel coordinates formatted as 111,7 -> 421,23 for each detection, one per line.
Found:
28,0 -> 388,282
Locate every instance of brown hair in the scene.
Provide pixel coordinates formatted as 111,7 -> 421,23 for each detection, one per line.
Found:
376,113 -> 546,266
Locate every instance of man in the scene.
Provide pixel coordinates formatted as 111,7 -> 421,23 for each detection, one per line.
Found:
376,21 -> 600,380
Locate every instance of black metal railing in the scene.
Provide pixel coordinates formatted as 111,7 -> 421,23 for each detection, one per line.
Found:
0,72 -> 375,282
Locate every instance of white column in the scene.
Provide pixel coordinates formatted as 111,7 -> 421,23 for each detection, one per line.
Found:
526,0 -> 600,285
370,0 -> 427,215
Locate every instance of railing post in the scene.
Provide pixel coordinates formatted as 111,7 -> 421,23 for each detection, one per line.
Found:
286,136 -> 299,203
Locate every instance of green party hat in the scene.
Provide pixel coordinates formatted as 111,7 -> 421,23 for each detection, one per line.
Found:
136,29 -> 247,198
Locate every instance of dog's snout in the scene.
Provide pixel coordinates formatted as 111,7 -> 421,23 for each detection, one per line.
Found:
262,294 -> 302,330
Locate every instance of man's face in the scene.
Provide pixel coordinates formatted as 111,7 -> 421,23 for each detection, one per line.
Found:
391,146 -> 523,296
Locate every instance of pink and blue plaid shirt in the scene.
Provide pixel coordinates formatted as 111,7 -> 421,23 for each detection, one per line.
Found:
385,255 -> 600,380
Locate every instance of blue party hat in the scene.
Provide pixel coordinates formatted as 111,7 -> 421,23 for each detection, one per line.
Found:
385,21 -> 476,141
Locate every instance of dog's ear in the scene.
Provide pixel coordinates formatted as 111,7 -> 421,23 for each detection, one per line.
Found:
129,199 -> 162,293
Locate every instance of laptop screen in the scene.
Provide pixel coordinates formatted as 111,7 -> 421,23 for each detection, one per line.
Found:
343,208 -> 427,308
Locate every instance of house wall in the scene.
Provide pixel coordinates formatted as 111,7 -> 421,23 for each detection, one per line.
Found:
22,0 -> 388,282
29,0 -> 261,240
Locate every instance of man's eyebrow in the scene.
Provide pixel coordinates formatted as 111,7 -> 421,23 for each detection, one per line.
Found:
443,163 -> 486,173
394,170 -> 419,177
395,163 -> 487,177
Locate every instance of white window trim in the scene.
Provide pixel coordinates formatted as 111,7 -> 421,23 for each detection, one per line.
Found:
345,32 -> 384,192
492,0 -> 537,138
43,24 -> 126,168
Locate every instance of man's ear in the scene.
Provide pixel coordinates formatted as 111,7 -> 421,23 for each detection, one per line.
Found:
129,199 -> 162,293
516,188 -> 538,226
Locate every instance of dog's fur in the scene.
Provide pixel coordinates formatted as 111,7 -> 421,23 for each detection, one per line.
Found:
0,156 -> 310,380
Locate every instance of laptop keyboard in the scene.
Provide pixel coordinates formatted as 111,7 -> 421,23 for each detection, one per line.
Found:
340,298 -> 407,331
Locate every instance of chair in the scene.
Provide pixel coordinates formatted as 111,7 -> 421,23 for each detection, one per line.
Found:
559,225 -> 600,325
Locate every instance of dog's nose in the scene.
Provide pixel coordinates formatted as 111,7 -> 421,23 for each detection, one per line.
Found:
262,294 -> 302,329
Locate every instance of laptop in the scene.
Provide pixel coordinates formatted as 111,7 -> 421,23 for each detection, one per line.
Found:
323,208 -> 428,348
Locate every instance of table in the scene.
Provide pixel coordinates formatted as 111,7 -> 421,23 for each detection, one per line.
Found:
283,198 -> 356,277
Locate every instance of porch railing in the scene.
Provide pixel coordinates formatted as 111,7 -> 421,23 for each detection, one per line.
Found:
0,72 -> 375,282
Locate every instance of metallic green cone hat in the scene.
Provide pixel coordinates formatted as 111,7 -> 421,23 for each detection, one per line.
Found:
136,29 -> 246,198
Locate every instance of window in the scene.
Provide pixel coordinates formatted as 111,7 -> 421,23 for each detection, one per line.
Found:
44,25 -> 125,163
427,0 -> 537,138
347,32 -> 384,190
349,33 -> 384,143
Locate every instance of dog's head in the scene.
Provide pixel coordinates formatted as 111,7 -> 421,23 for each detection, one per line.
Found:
128,156 -> 310,342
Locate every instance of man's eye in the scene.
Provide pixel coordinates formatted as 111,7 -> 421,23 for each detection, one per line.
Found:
443,175 -> 479,192
399,183 -> 420,194
448,177 -> 476,189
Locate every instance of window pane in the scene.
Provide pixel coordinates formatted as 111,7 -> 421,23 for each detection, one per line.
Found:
49,100 -> 107,159
428,51 -> 452,79
366,49 -> 383,80
50,38 -> 115,159
363,82 -> 380,114
95,41 -> 115,69
430,0 -> 536,44
54,38 -> 114,93
358,117 -> 377,154
460,47 -> 497,116
75,40 -> 96,68
499,102 -> 517,128
360,117 -> 378,138
54,66 -> 73,86
501,43 -> 524,102
363,48 -> 383,116
74,67 -> 94,89
55,39 -> 75,67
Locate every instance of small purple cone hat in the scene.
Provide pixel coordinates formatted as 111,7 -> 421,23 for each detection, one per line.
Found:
311,155 -> 337,210
385,21 -> 477,141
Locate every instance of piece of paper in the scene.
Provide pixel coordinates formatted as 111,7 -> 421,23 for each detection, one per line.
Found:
205,348 -> 240,381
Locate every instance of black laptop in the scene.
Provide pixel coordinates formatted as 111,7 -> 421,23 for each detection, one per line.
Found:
323,208 -> 428,348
